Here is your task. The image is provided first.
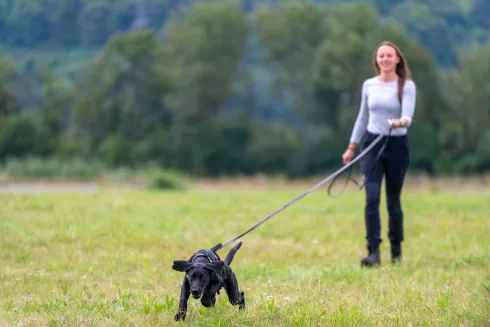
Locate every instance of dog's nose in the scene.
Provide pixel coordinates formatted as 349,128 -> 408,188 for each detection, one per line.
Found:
191,290 -> 200,298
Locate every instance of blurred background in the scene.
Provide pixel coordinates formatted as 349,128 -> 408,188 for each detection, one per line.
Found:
0,0 -> 489,186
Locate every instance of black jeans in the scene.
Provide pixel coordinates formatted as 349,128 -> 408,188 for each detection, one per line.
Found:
360,131 -> 410,251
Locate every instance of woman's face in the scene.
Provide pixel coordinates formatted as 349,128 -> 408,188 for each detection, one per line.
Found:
376,45 -> 400,74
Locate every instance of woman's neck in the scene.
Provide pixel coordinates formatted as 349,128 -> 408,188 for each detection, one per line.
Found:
378,71 -> 398,82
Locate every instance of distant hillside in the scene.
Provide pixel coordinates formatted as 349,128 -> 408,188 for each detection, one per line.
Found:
0,0 -> 488,67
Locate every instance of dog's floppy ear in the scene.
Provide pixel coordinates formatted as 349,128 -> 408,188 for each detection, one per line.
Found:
172,260 -> 193,272
205,260 -> 224,276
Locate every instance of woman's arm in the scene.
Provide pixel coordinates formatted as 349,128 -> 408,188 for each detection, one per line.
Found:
349,80 -> 370,148
401,80 -> 416,127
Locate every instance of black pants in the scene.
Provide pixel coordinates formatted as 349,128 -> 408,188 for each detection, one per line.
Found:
360,131 -> 410,251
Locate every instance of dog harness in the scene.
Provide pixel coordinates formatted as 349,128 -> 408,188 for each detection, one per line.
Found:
191,253 -> 216,263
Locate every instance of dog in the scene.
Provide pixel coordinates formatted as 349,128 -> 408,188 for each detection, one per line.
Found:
172,241 -> 246,321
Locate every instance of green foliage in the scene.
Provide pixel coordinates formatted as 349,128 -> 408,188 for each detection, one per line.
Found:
287,126 -> 344,178
0,0 -> 489,178
72,29 -> 168,153
146,167 -> 188,191
161,0 -> 249,123
96,133 -> 134,168
0,113 -> 53,160
437,42 -> 490,174
255,0 -> 327,122
469,0 -> 490,29
0,59 -> 21,116
1,0 -> 488,65
246,121 -> 300,175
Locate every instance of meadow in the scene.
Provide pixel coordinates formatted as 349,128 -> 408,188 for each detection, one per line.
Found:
0,177 -> 489,326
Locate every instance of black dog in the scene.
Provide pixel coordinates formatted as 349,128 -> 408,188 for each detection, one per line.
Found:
172,241 -> 246,321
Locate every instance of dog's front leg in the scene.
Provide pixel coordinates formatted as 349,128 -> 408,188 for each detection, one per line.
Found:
223,267 -> 245,310
174,276 -> 190,321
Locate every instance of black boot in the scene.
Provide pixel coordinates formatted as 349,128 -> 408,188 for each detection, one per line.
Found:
361,245 -> 380,267
391,242 -> 402,263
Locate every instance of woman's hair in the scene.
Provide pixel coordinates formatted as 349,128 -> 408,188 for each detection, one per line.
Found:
372,41 -> 413,104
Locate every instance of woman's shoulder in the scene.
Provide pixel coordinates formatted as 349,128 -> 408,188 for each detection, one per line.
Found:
361,77 -> 378,90
403,79 -> 416,93
362,76 -> 378,85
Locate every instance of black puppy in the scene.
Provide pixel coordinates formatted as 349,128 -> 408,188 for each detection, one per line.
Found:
172,241 -> 245,321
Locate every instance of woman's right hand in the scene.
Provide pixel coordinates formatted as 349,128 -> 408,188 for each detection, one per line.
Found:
342,148 -> 355,165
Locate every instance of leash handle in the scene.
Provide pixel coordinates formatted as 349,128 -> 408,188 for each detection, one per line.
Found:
328,127 -> 392,197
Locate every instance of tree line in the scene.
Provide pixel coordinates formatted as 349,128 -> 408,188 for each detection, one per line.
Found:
0,0 -> 488,66
1,1 -> 489,178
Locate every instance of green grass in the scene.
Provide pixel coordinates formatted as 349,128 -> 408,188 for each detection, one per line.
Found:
0,183 -> 489,326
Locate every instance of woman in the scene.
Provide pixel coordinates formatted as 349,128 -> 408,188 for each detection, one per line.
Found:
342,41 -> 416,267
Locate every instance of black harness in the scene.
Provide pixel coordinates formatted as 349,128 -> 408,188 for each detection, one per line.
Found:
191,254 -> 213,263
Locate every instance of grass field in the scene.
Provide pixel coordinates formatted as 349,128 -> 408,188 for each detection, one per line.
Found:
0,179 -> 489,326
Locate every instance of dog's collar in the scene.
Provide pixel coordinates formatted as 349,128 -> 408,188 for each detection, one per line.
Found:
191,253 -> 213,263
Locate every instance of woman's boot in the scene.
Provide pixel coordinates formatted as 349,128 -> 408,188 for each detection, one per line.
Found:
391,242 -> 402,263
361,244 -> 381,267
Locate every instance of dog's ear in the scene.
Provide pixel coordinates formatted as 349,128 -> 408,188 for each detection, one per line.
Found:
204,260 -> 224,276
172,260 -> 193,272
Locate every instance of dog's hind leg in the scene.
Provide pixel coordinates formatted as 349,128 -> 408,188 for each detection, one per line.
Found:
223,268 -> 245,310
223,241 -> 243,266
174,277 -> 191,321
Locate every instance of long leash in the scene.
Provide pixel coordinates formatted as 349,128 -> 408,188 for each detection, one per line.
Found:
326,128 -> 392,197
210,128 -> 392,253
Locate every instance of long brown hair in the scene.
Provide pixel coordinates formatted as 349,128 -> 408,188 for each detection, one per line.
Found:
372,41 -> 413,104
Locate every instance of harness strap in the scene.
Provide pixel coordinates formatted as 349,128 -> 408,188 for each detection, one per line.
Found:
191,253 -> 214,263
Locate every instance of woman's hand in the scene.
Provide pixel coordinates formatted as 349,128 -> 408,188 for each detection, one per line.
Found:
389,118 -> 407,128
342,147 -> 355,165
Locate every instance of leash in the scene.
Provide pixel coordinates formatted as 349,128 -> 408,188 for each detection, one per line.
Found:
326,128 -> 392,197
210,128 -> 392,253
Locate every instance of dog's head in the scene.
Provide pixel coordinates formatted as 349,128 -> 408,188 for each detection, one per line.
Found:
172,260 -> 224,299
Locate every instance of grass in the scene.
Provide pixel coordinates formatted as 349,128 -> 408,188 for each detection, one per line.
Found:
0,179 -> 489,326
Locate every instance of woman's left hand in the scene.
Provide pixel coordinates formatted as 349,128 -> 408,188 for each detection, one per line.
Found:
389,118 -> 406,128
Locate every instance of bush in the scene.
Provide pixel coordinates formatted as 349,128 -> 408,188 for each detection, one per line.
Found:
0,114 -> 54,160
146,168 -> 189,191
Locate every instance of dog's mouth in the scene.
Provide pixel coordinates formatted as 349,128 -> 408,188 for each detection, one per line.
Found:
191,291 -> 202,299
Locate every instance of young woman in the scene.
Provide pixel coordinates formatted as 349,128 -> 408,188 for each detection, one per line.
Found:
342,41 -> 416,267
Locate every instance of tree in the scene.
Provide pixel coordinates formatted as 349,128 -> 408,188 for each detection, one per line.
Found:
313,3 -> 388,131
469,0 -> 490,29
389,1 -> 458,66
0,60 -> 20,117
438,42 -> 490,173
72,29 -> 168,156
161,0 -> 249,123
254,0 -> 328,123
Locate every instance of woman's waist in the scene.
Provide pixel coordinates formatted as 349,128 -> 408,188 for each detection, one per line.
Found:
366,123 -> 407,137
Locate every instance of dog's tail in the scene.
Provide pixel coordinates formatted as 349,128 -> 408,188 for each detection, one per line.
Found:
223,241 -> 242,266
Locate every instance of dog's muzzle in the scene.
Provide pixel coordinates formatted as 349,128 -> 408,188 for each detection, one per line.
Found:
191,290 -> 201,299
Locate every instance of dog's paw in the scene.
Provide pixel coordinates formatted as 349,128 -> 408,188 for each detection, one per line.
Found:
174,311 -> 186,321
